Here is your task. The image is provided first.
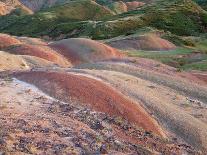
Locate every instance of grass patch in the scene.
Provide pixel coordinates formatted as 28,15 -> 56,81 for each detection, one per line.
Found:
127,47 -> 207,71
181,60 -> 207,71
194,40 -> 207,53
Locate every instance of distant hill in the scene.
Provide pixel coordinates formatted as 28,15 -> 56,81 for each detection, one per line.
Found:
193,0 -> 207,10
19,0 -> 69,12
0,0 -> 206,40
0,0 -> 33,14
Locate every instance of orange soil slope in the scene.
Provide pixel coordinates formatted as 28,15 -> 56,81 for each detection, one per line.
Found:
126,1 -> 145,11
7,44 -> 71,67
0,34 -> 21,49
0,2 -> 14,15
15,71 -> 165,137
191,71 -> 207,84
50,38 -> 124,65
107,34 -> 176,51
0,34 -> 71,67
0,51 -> 56,71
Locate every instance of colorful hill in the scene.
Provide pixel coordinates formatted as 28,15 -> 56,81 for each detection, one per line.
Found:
106,34 -> 176,51
0,0 -> 207,154
50,38 -> 124,65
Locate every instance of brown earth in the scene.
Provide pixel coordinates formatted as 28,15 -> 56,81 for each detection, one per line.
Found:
0,51 -> 57,71
0,33 -> 207,154
17,36 -> 48,45
0,76 -> 198,154
0,34 -> 21,49
106,34 -> 176,51
6,44 -> 71,67
112,1 -> 128,13
50,38 -> 124,65
74,62 -> 207,151
190,71 -> 207,84
14,71 -> 165,137
1,0 -> 33,14
126,1 -> 145,11
0,51 -> 29,71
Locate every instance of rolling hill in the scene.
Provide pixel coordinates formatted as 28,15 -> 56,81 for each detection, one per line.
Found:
0,0 -> 207,154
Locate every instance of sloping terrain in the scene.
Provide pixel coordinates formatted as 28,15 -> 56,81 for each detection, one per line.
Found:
19,0 -> 69,12
193,0 -> 207,10
0,33 -> 71,67
126,1 -> 145,10
50,38 -> 124,65
75,61 -> 207,150
6,44 -> 71,67
106,34 -> 176,51
108,1 -> 145,14
0,76 -> 200,154
0,0 -> 207,154
0,0 -> 33,14
0,35 -> 206,154
14,71 -> 165,137
0,1 -> 14,15
0,0 -> 206,40
0,51 -> 55,71
0,33 -> 21,49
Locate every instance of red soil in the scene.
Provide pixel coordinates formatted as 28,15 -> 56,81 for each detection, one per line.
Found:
17,37 -> 48,45
126,1 -> 145,11
7,44 -> 71,67
50,43 -> 84,65
15,71 -> 165,137
190,71 -> 207,84
50,38 -> 124,65
0,34 -> 21,49
107,35 -> 176,51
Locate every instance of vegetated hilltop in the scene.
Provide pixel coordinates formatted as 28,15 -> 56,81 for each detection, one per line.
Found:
0,0 -> 206,40
193,0 -> 207,10
0,0 -> 115,37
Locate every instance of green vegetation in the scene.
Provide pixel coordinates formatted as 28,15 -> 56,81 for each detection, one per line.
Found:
127,47 -> 207,71
0,0 -> 207,71
193,0 -> 207,10
0,0 -> 206,40
0,0 -> 114,37
181,60 -> 207,71
107,1 -> 127,14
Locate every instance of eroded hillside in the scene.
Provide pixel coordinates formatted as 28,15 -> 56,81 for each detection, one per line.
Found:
0,0 -> 207,154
